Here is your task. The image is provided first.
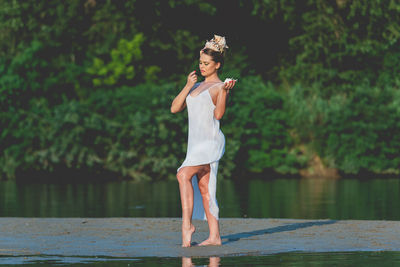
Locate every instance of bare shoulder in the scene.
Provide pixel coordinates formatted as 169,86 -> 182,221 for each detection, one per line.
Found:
209,82 -> 225,97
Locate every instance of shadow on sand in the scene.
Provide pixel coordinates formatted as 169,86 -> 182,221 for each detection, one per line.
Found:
221,220 -> 337,245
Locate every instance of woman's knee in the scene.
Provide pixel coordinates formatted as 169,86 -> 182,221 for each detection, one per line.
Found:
198,182 -> 209,196
198,174 -> 211,196
176,169 -> 191,183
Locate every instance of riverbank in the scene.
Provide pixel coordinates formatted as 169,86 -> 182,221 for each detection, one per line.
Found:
1,218 -> 399,258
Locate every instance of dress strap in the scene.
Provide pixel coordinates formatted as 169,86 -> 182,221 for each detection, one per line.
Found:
189,82 -> 201,94
207,82 -> 224,91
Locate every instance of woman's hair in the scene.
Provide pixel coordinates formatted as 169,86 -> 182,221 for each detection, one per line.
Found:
201,48 -> 225,73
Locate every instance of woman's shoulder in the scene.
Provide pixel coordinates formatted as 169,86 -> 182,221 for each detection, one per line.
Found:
208,82 -> 225,97
211,81 -> 225,90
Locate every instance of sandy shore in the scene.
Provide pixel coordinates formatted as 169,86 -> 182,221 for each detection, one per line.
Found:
1,218 -> 399,258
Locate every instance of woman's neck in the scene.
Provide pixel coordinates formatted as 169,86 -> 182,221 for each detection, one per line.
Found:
203,74 -> 221,83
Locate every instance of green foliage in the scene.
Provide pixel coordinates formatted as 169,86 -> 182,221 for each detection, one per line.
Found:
287,83 -> 400,175
2,0 -> 400,179
87,34 -> 145,86
0,39 -> 85,111
0,40 -> 42,110
316,85 -> 400,174
225,76 -> 300,174
281,0 -> 400,93
0,77 -> 300,180
144,66 -> 162,83
0,82 -> 188,180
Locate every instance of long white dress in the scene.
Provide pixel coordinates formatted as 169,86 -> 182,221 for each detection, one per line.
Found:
177,82 -> 225,220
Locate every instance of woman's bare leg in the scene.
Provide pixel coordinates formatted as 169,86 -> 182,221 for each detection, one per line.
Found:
181,257 -> 194,267
197,165 -> 222,246
209,257 -> 221,267
176,166 -> 201,247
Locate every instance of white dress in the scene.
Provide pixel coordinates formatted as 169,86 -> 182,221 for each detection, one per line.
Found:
177,82 -> 225,220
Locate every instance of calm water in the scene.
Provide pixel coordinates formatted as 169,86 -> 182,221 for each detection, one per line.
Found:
2,177 -> 400,266
1,252 -> 400,266
1,177 -> 399,220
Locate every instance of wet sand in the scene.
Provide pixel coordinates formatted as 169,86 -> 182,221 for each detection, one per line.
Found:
1,218 -> 399,257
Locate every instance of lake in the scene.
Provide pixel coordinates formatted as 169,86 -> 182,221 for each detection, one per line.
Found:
1,177 -> 399,219
1,177 -> 400,266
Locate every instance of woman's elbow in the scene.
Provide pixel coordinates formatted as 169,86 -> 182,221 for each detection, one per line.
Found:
171,106 -> 178,113
214,111 -> 224,120
171,104 -> 182,113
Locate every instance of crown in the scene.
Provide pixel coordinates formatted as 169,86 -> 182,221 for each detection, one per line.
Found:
202,34 -> 229,53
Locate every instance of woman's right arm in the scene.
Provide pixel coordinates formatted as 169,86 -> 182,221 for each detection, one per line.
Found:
170,71 -> 197,113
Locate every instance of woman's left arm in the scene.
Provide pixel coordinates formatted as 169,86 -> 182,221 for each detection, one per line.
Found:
214,80 -> 236,120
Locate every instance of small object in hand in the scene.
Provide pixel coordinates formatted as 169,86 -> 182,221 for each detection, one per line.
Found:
224,78 -> 237,84
223,78 -> 236,93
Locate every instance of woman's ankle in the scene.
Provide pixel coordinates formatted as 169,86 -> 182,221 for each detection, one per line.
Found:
182,222 -> 194,230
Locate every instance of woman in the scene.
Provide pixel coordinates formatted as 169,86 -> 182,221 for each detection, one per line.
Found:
170,35 -> 236,247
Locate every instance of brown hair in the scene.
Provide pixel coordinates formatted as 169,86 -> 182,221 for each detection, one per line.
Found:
201,48 -> 225,73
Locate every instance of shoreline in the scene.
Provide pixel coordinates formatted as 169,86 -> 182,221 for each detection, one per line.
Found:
1,218 -> 400,258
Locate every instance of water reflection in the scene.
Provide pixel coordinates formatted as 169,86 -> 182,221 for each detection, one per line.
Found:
1,252 -> 400,266
182,257 -> 220,267
0,178 -> 399,219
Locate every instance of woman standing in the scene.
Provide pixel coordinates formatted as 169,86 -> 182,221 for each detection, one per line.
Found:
170,35 -> 236,247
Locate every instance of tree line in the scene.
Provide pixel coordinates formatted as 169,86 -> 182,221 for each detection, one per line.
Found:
1,0 -> 399,180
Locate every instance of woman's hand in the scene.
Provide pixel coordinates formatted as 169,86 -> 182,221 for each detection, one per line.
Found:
223,79 -> 236,92
186,71 -> 198,88
171,71 -> 197,113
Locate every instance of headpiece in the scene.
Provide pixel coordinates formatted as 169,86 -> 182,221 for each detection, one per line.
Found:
202,34 -> 228,53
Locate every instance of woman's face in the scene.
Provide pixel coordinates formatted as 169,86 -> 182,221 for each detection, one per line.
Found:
199,53 -> 220,77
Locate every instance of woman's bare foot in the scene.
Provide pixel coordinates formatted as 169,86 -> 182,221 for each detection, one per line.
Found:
182,224 -> 196,247
198,237 -> 221,246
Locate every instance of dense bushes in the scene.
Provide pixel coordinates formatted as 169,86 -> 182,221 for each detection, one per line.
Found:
316,85 -> 400,174
1,0 -> 400,180
1,77 -> 299,180
286,83 -> 400,176
224,76 -> 300,175
1,83 -> 183,180
2,78 -> 400,180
